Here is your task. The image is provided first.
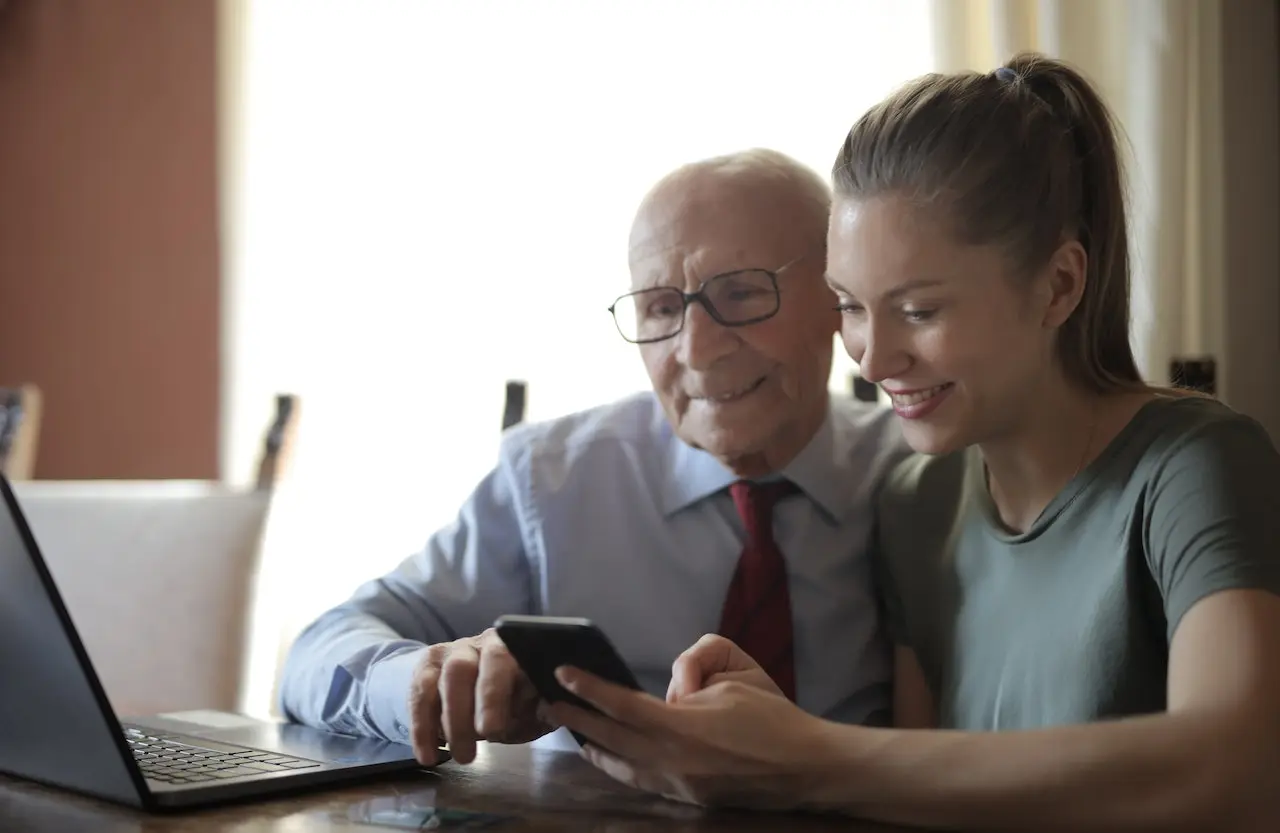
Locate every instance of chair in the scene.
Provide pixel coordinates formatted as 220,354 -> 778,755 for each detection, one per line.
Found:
240,380 -> 527,720
502,380 -> 527,431
11,395 -> 300,717
255,393 -> 300,489
1170,357 -> 1217,395
0,383 -> 43,480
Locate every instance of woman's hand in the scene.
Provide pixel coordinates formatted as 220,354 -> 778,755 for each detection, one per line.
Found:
542,662 -> 838,811
666,634 -> 785,702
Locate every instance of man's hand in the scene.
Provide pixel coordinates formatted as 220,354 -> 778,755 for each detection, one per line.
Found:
407,628 -> 550,765
666,634 -> 783,702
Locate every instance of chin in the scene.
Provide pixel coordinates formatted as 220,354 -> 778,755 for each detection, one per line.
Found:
687,433 -> 757,461
681,422 -> 767,462
899,421 -> 970,457
678,405 -> 774,448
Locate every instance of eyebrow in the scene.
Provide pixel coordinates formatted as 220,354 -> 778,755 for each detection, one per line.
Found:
824,277 -> 947,300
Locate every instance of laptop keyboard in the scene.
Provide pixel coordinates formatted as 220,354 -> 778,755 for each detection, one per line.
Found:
123,726 -> 321,784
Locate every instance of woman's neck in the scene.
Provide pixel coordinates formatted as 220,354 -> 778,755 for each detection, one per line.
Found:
979,379 -> 1102,534
980,380 -> 1157,534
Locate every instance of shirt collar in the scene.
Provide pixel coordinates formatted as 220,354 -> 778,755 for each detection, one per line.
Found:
659,400 -> 848,522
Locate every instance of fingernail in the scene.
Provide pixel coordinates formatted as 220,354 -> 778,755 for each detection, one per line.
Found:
554,666 -> 574,688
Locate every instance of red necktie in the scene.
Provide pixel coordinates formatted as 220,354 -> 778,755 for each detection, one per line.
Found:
717,479 -> 799,701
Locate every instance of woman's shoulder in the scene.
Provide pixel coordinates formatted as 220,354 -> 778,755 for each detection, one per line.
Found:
1124,394 -> 1278,478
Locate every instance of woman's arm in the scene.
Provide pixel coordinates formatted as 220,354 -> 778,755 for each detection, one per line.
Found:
549,589 -> 1280,830
805,588 -> 1280,833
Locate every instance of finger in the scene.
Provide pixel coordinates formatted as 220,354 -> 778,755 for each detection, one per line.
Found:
579,741 -> 645,790
555,666 -> 666,729
542,700 -> 661,764
666,654 -> 702,703
474,634 -> 520,738
580,745 -> 698,810
438,641 -> 481,764
409,645 -> 448,765
702,669 -> 785,698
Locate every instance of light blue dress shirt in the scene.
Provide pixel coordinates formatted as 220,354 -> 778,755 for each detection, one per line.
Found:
279,391 -> 908,746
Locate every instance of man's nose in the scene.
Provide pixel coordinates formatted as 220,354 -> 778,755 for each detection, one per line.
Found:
676,302 -> 738,370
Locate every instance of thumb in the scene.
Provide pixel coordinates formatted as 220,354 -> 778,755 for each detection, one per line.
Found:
667,633 -> 740,702
667,651 -> 705,702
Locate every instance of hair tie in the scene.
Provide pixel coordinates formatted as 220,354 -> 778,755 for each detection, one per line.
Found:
995,67 -> 1018,83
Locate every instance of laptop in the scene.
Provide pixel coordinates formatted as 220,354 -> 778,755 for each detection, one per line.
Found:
0,474 -> 449,810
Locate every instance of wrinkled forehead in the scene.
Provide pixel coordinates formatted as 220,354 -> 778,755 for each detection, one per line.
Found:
628,187 -> 805,290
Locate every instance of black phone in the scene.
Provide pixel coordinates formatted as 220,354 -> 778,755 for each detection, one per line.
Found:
493,615 -> 642,744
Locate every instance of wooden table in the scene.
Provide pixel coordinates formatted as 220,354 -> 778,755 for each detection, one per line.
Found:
0,742 -> 914,832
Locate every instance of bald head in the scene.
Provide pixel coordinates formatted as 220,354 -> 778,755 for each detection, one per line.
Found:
629,148 -> 832,272
625,148 -> 840,478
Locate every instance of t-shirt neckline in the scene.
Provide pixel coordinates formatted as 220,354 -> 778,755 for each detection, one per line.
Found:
973,396 -> 1181,543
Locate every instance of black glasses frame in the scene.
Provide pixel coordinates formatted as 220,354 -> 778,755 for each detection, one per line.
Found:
607,251 -> 810,345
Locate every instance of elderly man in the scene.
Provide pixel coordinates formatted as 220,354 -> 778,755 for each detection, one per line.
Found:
278,148 -> 906,767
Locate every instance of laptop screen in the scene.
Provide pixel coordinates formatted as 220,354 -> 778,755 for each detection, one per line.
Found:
0,476 -> 145,808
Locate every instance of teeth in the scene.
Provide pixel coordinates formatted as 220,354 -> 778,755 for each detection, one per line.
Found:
890,384 -> 949,407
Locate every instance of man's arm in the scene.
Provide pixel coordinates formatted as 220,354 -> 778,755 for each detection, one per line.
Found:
277,452 -> 533,744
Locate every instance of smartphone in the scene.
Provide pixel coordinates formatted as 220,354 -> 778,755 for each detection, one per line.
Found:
493,615 -> 642,744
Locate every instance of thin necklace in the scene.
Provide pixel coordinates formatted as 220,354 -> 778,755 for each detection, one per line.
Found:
982,398 -> 1101,501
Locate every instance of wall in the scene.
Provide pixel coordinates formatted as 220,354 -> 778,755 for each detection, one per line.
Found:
0,0 -> 1274,480
1220,0 -> 1280,442
0,0 -> 219,479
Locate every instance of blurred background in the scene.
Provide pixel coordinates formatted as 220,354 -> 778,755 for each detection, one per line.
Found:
0,0 -> 1276,716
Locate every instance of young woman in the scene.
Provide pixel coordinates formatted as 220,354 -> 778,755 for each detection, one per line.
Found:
541,52 -> 1280,832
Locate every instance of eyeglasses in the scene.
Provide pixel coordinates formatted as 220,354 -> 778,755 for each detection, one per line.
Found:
608,253 -> 809,344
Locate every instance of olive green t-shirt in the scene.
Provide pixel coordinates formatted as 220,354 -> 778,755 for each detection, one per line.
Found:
874,396 -> 1280,730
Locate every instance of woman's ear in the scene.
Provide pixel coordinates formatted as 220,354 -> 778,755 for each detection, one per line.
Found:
1040,239 -> 1087,329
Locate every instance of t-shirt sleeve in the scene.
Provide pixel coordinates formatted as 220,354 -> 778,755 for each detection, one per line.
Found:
870,509 -> 911,647
1144,413 -> 1280,642
870,453 -> 923,647
871,450 -> 969,648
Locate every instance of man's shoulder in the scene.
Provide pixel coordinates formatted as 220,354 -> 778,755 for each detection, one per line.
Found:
498,391 -> 669,473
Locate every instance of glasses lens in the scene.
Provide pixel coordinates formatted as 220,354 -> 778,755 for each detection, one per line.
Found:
702,270 -> 779,323
612,288 -> 685,343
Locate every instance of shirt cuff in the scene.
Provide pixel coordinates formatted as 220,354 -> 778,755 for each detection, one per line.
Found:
366,646 -> 427,744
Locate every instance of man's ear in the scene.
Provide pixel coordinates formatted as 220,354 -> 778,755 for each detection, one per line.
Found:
1040,239 -> 1087,329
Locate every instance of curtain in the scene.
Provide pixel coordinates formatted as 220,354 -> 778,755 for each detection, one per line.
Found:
930,0 -> 1226,390
220,0 -> 937,718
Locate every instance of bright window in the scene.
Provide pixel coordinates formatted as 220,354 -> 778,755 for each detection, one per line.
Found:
224,1 -> 934,614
